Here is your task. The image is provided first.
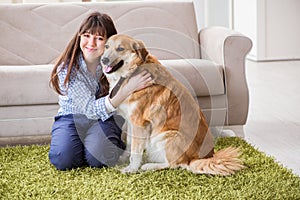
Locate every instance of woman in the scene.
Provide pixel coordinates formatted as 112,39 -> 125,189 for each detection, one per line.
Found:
49,12 -> 152,170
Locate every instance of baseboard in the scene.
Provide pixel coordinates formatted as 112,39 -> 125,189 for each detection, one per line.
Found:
0,135 -> 51,147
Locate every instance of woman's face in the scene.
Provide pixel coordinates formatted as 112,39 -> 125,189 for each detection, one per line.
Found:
80,32 -> 106,61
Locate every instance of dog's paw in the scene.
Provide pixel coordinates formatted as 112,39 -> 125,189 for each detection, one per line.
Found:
141,163 -> 169,171
141,163 -> 154,171
121,165 -> 138,174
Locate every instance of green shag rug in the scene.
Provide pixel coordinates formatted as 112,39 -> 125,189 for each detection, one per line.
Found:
0,137 -> 299,200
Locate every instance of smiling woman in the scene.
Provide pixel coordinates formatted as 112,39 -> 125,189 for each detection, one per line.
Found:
79,32 -> 106,75
50,12 -> 116,97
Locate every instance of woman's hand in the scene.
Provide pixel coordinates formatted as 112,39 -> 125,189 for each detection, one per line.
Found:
109,70 -> 153,108
123,70 -> 153,94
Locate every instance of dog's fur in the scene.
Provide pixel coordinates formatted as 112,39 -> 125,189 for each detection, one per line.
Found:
101,34 -> 244,176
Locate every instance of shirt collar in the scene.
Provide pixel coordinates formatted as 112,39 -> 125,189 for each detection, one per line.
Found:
79,52 -> 88,73
79,52 -> 102,78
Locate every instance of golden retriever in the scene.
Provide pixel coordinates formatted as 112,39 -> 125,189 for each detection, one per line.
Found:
101,34 -> 244,175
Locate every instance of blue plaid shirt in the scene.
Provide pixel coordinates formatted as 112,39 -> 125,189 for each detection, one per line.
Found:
56,53 -> 112,121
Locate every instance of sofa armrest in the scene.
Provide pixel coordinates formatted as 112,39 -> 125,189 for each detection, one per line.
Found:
199,26 -> 252,125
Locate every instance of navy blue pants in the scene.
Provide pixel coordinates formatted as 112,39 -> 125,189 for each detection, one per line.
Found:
49,114 -> 125,170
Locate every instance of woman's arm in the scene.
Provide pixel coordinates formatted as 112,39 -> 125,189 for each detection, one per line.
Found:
109,70 -> 152,108
58,66 -> 152,121
66,69 -> 152,121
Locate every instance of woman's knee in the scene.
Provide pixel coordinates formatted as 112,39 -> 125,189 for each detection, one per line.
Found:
49,115 -> 85,170
49,148 -> 72,170
49,144 -> 84,170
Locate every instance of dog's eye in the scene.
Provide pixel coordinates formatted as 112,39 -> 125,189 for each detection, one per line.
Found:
105,44 -> 109,49
116,47 -> 124,52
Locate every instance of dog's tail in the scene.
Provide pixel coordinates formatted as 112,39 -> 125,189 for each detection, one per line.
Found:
188,147 -> 244,176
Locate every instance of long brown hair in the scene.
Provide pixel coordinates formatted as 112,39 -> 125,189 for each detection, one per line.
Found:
50,12 -> 117,97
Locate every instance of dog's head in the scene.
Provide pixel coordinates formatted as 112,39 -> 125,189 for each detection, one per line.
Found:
101,34 -> 149,81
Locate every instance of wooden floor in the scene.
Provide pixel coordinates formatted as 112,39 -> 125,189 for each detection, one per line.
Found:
229,59 -> 300,176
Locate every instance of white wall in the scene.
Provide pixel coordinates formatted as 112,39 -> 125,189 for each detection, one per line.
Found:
193,0 -> 231,30
234,0 -> 300,61
204,0 -> 231,28
195,0 -> 300,61
193,0 -> 205,31
233,0 -> 257,59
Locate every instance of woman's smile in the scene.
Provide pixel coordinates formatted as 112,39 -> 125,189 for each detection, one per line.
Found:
80,32 -> 106,60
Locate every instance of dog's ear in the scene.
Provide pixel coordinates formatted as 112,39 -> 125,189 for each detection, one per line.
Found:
133,40 -> 149,62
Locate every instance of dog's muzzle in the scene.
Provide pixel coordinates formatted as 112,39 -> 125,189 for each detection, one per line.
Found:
101,57 -> 124,74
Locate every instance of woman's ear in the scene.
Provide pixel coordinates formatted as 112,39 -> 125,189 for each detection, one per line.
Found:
133,40 -> 149,62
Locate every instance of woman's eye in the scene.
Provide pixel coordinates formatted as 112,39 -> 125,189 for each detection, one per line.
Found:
116,47 -> 124,51
97,37 -> 104,41
83,33 -> 90,38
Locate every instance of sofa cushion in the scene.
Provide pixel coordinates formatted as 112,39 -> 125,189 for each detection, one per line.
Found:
0,65 -> 58,106
0,59 -> 223,107
161,59 -> 224,96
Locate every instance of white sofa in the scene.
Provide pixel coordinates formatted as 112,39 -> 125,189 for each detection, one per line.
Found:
0,1 -> 252,145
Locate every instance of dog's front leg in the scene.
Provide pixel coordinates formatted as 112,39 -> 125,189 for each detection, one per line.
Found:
121,125 -> 148,173
118,121 -> 131,164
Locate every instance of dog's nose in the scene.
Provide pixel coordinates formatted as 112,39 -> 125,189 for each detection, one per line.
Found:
101,57 -> 109,65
